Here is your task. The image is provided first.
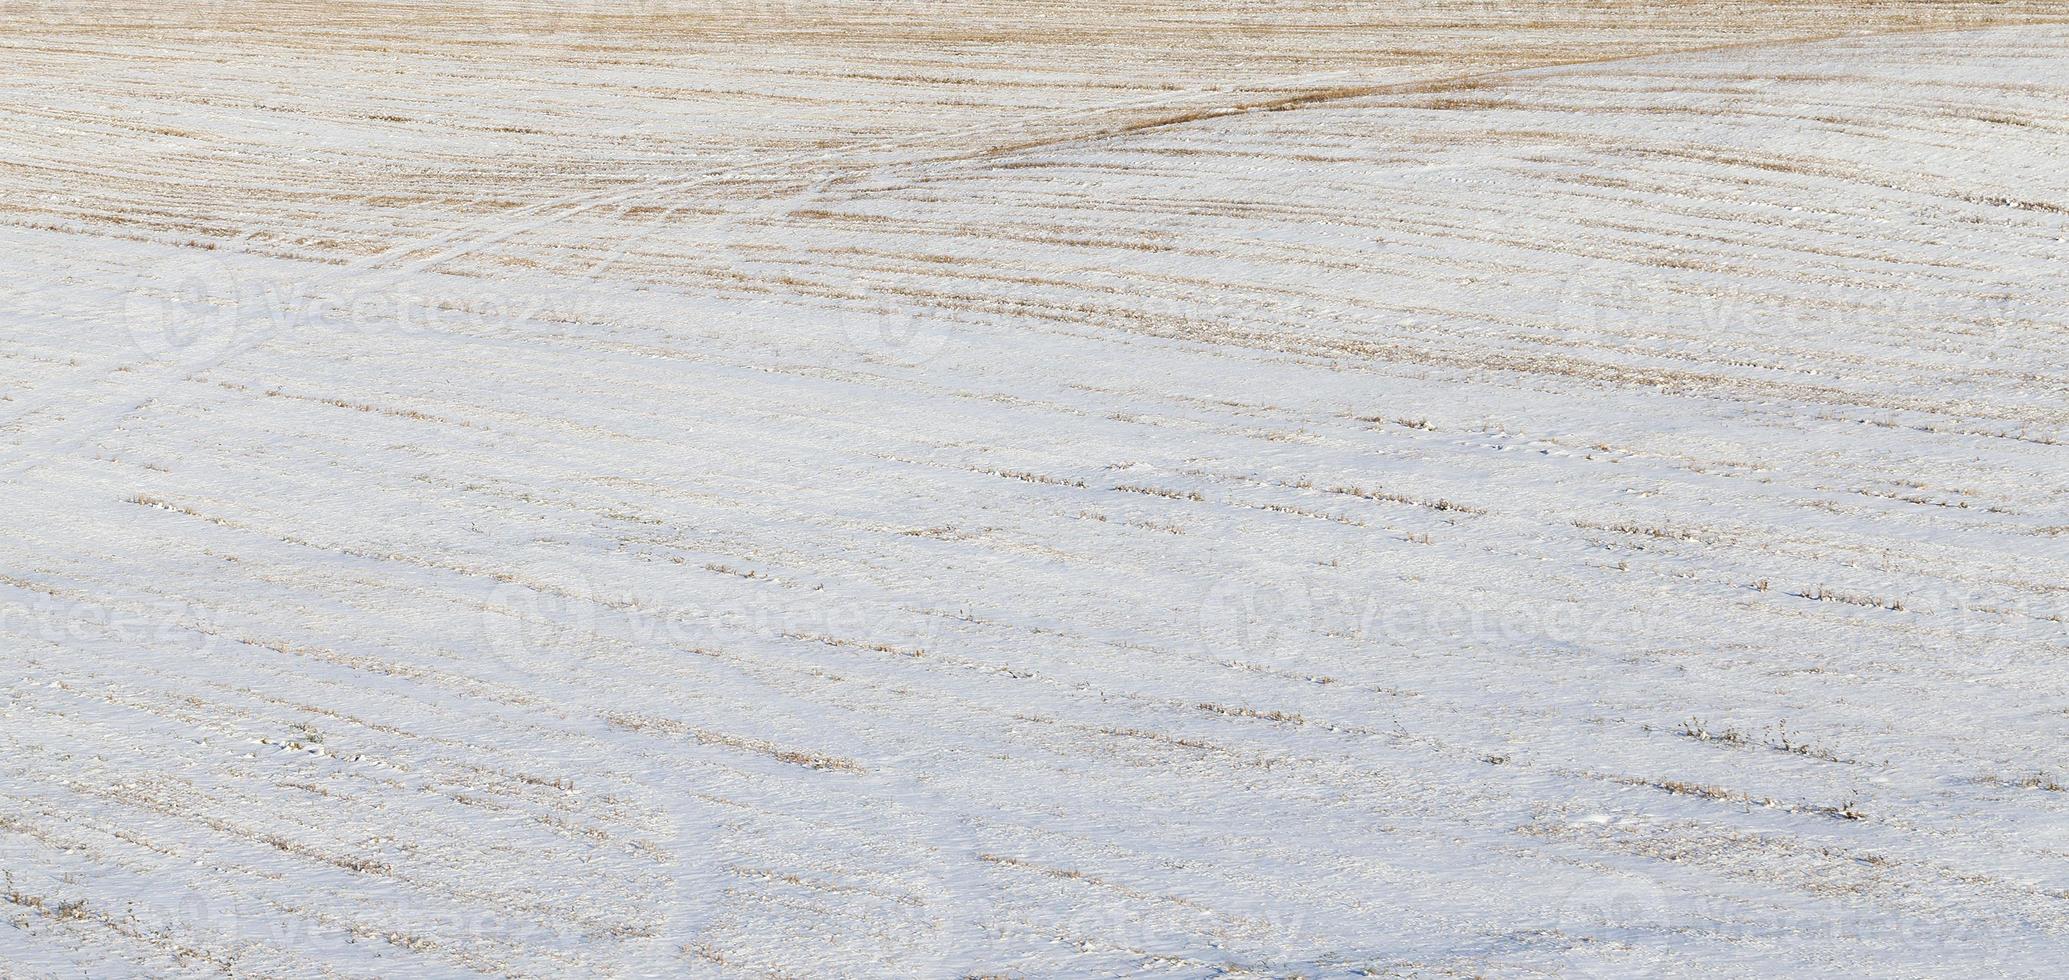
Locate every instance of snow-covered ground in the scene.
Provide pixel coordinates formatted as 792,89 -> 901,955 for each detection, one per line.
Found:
3,4 -> 2068,976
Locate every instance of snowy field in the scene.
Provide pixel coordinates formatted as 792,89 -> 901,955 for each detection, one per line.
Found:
4,2 -> 2069,976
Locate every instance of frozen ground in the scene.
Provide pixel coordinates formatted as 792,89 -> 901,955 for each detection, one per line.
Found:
3,3 -> 2068,977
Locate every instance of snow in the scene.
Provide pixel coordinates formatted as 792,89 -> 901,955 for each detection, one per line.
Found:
3,5 -> 2068,977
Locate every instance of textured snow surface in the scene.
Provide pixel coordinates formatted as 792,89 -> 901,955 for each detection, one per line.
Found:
3,4 -> 2069,977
